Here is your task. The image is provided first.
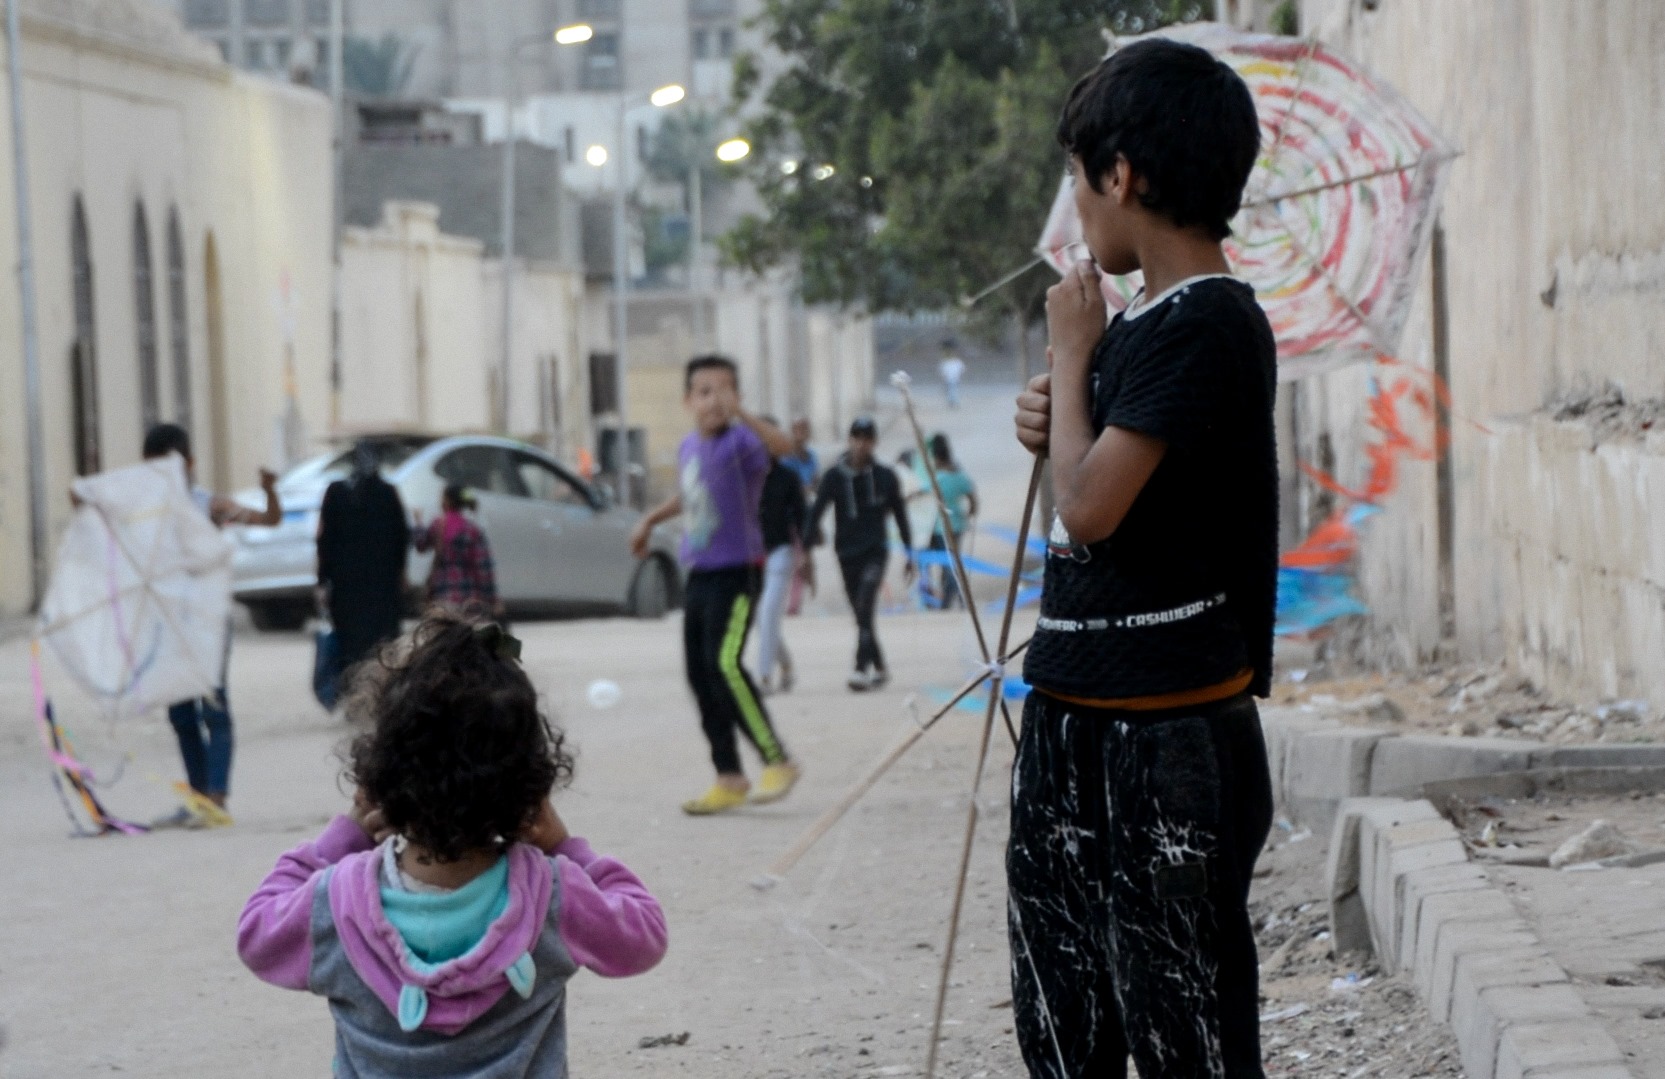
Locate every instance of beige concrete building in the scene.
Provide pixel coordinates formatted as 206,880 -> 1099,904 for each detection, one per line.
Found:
1292,0 -> 1665,705
339,199 -> 591,456
0,0 -> 333,618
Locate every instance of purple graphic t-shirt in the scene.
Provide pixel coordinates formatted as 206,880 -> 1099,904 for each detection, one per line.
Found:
678,423 -> 770,571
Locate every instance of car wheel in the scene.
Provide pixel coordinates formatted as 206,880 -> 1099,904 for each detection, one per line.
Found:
246,599 -> 310,633
628,557 -> 674,619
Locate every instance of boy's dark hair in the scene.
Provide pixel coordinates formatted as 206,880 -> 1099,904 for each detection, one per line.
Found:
1057,38 -> 1259,240
143,423 -> 192,460
346,616 -> 573,863
684,354 -> 739,392
929,432 -> 954,465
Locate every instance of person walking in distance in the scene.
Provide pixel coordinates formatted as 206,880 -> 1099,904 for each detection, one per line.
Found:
412,484 -> 502,621
754,422 -> 806,695
781,417 -> 820,616
781,417 -> 820,494
806,417 -> 915,691
938,339 -> 967,409
628,355 -> 802,816
316,441 -> 410,689
1008,40 -> 1276,1077
924,433 -> 978,609
137,423 -> 282,828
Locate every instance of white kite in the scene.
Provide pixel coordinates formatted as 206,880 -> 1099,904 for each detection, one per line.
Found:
38,454 -> 233,720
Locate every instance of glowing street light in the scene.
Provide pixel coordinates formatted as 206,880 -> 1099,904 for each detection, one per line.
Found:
811,163 -> 836,181
554,23 -> 593,45
715,137 -> 750,163
649,83 -> 686,108
585,144 -> 609,167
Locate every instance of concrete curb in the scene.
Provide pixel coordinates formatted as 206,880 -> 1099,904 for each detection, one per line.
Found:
1325,796 -> 1636,1078
1261,707 -> 1665,837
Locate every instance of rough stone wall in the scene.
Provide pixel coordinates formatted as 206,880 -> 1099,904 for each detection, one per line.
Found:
1293,1 -> 1665,705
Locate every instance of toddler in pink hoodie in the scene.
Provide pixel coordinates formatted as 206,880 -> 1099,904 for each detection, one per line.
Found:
238,617 -> 667,1078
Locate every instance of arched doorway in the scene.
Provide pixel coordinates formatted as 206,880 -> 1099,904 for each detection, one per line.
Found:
133,202 -> 160,431
166,207 -> 191,431
203,232 -> 231,489
70,197 -> 101,476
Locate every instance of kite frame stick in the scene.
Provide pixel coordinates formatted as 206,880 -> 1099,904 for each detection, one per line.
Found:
756,635 -> 1031,884
891,373 -> 1021,746
923,454 -> 1045,1079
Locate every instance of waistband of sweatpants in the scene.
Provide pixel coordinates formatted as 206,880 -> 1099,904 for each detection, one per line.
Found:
1033,689 -> 1258,727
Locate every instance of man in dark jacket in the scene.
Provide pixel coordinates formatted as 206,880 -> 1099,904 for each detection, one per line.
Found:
806,417 -> 915,690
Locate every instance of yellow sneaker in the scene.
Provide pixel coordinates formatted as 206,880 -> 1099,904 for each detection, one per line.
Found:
172,782 -> 234,828
681,784 -> 749,816
749,763 -> 801,805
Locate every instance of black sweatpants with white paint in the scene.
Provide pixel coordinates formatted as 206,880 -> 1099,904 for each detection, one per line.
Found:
1006,690 -> 1273,1078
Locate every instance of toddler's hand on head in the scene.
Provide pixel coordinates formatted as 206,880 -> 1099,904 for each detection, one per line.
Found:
522,799 -> 570,853
350,789 -> 393,843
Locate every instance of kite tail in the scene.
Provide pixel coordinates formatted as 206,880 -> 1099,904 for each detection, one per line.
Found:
30,640 -> 148,837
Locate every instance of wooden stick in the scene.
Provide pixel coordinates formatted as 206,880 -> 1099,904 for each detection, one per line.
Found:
993,458 -> 1045,745
754,636 -> 1031,885
891,372 -> 1030,747
924,455 -> 1045,1078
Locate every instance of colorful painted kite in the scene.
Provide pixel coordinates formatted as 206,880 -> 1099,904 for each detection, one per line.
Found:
1039,23 -> 1456,380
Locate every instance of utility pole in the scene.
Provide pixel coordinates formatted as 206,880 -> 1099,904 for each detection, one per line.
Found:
499,91 -> 518,434
688,160 -> 705,349
6,0 -> 48,606
611,98 -> 631,504
328,0 -> 344,431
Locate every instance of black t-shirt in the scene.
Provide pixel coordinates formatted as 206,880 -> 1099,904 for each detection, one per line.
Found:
1023,276 -> 1278,702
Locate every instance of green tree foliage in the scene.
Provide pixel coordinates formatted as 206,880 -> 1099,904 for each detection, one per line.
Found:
724,0 -> 1204,333
644,108 -> 735,194
343,34 -> 416,97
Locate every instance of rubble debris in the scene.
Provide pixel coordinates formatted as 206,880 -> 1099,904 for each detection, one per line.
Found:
637,1032 -> 691,1049
1549,820 -> 1639,869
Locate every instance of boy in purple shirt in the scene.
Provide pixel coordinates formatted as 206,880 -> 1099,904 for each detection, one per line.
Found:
630,356 -> 802,815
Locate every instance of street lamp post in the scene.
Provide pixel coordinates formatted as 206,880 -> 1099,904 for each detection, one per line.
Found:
498,24 -> 592,434
607,82 -> 684,507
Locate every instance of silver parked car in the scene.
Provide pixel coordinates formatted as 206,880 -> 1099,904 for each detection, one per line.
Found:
231,434 -> 682,631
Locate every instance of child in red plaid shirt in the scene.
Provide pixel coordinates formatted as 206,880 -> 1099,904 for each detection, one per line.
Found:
413,485 -> 503,619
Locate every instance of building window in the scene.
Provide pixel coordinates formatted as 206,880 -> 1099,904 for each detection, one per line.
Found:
133,202 -> 161,432
244,39 -> 265,68
274,37 -> 292,69
245,0 -> 291,28
70,197 -> 101,476
184,0 -> 230,27
167,208 -> 192,431
577,0 -> 621,17
581,32 -> 621,91
692,28 -> 710,60
690,0 -> 734,16
636,123 -> 649,163
717,26 -> 735,58
212,38 -> 231,63
563,125 -> 575,164
305,0 -> 330,24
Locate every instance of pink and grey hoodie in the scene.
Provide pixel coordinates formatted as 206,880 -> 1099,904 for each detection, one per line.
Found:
238,816 -> 667,1078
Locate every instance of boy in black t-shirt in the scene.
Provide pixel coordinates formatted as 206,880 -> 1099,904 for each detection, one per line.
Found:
1008,40 -> 1276,1078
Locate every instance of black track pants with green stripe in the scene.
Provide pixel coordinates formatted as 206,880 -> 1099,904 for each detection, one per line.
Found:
683,565 -> 788,775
